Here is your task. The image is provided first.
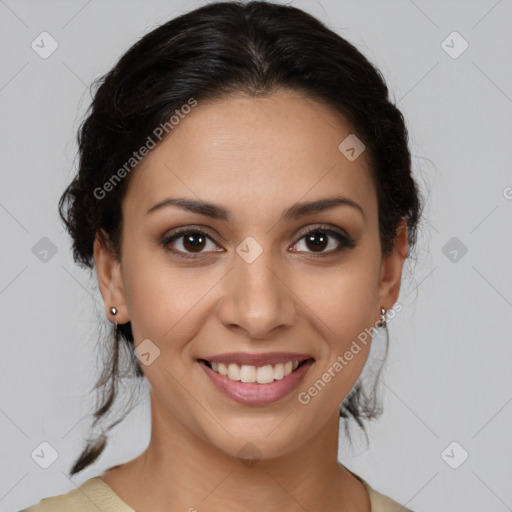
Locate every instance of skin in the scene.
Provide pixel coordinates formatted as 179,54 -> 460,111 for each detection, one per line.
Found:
94,88 -> 408,512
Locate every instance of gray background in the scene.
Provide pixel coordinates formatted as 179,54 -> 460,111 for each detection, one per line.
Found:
1,1 -> 511,511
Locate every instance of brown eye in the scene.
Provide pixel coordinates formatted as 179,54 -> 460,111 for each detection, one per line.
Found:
304,231 -> 330,252
162,229 -> 223,259
181,232 -> 207,252
290,226 -> 356,255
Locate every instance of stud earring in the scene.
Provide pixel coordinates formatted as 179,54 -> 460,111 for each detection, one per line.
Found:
109,307 -> 119,343
378,307 -> 387,328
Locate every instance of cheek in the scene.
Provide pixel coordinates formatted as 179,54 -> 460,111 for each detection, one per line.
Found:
292,250 -> 380,396
295,274 -> 376,411
120,240 -> 209,350
296,254 -> 380,339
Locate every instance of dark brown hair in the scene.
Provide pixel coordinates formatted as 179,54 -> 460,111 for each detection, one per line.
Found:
59,0 -> 423,475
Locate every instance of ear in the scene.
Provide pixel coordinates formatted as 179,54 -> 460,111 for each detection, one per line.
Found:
93,230 -> 129,324
377,218 -> 409,315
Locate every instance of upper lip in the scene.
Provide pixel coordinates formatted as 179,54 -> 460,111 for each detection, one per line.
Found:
199,352 -> 314,367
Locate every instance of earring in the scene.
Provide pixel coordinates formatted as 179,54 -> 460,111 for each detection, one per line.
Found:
109,307 -> 118,342
378,307 -> 387,328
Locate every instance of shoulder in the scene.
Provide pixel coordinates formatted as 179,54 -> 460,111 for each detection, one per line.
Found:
347,468 -> 416,512
365,484 -> 416,512
18,477 -> 134,512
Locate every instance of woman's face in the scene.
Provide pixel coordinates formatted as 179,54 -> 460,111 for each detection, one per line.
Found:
96,88 -> 407,460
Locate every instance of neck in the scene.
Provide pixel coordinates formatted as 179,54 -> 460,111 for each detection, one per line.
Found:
102,392 -> 369,512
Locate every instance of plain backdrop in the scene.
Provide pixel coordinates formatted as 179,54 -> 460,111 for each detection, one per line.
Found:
1,1 -> 511,511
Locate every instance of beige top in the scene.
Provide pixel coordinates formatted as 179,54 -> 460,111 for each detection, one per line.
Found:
20,470 -> 414,512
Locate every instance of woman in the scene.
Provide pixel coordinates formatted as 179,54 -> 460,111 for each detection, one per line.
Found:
21,1 -> 422,510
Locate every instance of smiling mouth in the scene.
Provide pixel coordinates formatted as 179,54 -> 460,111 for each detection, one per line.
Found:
199,358 -> 314,385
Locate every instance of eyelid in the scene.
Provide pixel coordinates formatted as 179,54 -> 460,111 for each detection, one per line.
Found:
294,223 -> 350,240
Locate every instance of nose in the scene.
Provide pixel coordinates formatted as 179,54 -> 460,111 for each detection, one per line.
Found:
216,247 -> 298,340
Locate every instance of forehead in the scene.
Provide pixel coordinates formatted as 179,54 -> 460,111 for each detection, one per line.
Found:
123,89 -> 376,222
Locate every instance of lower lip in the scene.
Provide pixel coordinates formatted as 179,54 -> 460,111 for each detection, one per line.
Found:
198,359 -> 314,405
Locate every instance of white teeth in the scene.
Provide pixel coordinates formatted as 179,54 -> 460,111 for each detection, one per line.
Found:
218,363 -> 228,376
207,360 -> 302,384
274,363 -> 285,380
256,365 -> 274,384
239,365 -> 254,382
227,363 -> 241,381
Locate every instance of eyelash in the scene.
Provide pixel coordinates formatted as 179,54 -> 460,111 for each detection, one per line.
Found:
160,224 -> 356,260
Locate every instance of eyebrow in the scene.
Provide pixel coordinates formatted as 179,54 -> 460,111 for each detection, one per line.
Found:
146,195 -> 365,221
